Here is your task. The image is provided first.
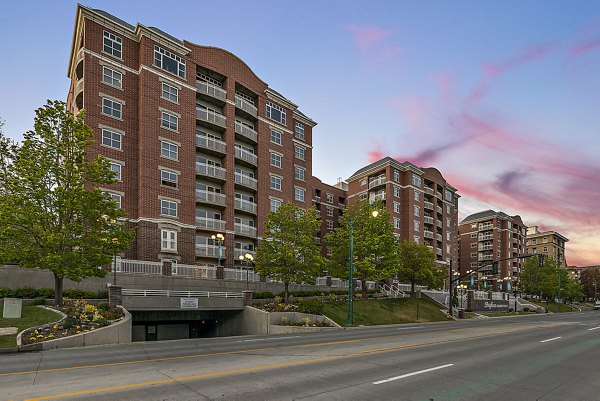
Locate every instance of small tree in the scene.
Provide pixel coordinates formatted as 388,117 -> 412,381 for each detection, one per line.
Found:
579,268 -> 600,301
395,240 -> 441,296
254,202 -> 323,303
0,101 -> 135,306
325,200 -> 400,299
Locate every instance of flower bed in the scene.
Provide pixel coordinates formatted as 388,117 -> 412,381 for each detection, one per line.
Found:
21,300 -> 123,345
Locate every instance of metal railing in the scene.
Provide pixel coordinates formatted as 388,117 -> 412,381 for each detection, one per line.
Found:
196,217 -> 226,231
195,189 -> 226,206
196,80 -> 227,102
234,197 -> 257,214
172,264 -> 217,279
196,163 -> 226,180
196,108 -> 226,128
196,134 -> 226,154
122,288 -> 242,298
118,259 -> 162,275
234,120 -> 258,142
234,147 -> 258,166
234,172 -> 258,190
234,223 -> 257,237
235,96 -> 258,117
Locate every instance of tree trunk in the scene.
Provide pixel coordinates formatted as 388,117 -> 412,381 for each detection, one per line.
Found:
54,274 -> 64,306
284,282 -> 289,304
411,279 -> 416,298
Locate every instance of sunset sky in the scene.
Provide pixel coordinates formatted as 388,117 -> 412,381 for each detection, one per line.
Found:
1,1 -> 599,266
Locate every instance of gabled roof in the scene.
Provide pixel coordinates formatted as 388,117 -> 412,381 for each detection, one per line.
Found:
461,209 -> 511,224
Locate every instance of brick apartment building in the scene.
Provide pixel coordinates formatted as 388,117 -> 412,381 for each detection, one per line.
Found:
458,210 -> 527,287
526,226 -> 568,267
345,157 -> 460,266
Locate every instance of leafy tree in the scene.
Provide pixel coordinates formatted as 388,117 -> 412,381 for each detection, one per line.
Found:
579,268 -> 600,301
254,202 -> 323,303
325,200 -> 400,299
0,101 -> 134,306
395,240 -> 442,295
520,256 -> 581,302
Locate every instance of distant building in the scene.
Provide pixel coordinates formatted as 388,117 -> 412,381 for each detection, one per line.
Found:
458,210 -> 527,288
526,226 -> 568,267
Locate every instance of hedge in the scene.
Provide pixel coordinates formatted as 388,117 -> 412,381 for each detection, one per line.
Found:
0,287 -> 108,299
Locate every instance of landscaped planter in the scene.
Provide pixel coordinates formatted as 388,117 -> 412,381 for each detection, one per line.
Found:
268,311 -> 340,334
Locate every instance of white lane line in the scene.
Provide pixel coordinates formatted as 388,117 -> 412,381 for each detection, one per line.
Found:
588,327 -> 600,331
373,364 -> 454,385
540,337 -> 562,343
397,326 -> 425,330
241,338 -> 266,342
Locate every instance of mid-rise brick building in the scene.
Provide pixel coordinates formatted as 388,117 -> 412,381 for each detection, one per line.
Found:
458,210 -> 527,287
526,226 -> 568,267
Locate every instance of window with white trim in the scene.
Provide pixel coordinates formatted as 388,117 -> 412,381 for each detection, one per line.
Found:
295,166 -> 305,181
414,220 -> 420,232
161,82 -> 179,103
101,128 -> 122,150
326,220 -> 334,230
108,162 -> 122,181
103,31 -> 122,58
104,191 -> 122,208
102,97 -> 122,119
470,243 -> 477,248
414,205 -> 420,217
360,178 -> 367,186
270,175 -> 282,191
270,198 -> 282,212
161,229 -> 177,252
160,169 -> 178,188
102,66 -> 122,89
270,129 -> 282,145
295,122 -> 305,140
326,193 -> 333,203
295,145 -> 305,160
295,187 -> 305,202
394,170 -> 400,182
160,199 -> 178,217
270,152 -> 282,168
412,173 -> 422,187
326,206 -> 333,217
394,186 -> 400,197
359,193 -> 367,201
414,191 -> 420,202
393,202 -> 400,213
161,111 -> 178,131
394,218 -> 400,229
154,45 -> 186,78
266,101 -> 286,125
414,236 -> 420,244
160,140 -> 178,160
470,233 -> 477,238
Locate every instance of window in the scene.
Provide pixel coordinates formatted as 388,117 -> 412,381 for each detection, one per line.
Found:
161,111 -> 178,131
102,97 -> 122,119
161,229 -> 177,252
270,129 -> 282,145
470,243 -> 477,248
414,206 -> 420,217
154,45 -> 186,78
394,170 -> 400,182
359,193 -> 367,201
295,187 -> 305,202
295,145 -> 305,160
394,218 -> 400,229
447,205 -> 451,214
447,218 -> 451,228
394,186 -> 400,197
412,174 -> 422,187
104,191 -> 122,208
414,220 -> 420,232
270,198 -> 282,212
471,253 -> 477,258
446,232 -> 451,241
393,202 -> 400,213
327,220 -> 334,230
295,166 -> 305,181
103,31 -> 122,58
102,66 -> 122,88
470,233 -> 477,238
360,178 -> 367,186
161,82 -> 179,103
414,191 -> 420,202
295,122 -> 305,140
325,194 -> 332,203
266,101 -> 286,125
445,189 -> 453,201
108,162 -> 122,181
270,152 -> 282,168
326,207 -> 333,217
414,236 -> 420,244
160,199 -> 178,217
270,175 -> 282,191
161,169 -> 178,188
101,128 -> 122,150
161,140 -> 178,160
543,246 -> 548,253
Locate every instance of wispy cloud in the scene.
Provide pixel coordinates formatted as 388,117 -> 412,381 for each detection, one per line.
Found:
344,24 -> 402,65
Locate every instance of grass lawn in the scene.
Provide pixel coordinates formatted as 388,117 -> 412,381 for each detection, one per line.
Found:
0,304 -> 62,348
322,297 -> 450,327
526,300 -> 577,313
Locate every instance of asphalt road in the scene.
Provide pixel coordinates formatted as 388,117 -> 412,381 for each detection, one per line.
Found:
1,311 -> 600,401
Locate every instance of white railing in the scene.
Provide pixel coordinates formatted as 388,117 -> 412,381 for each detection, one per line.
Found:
196,80 -> 227,102
195,244 -> 225,257
424,201 -> 434,210
195,189 -> 226,206
172,264 -> 217,279
234,223 -> 257,237
122,288 -> 242,298
118,259 -> 162,275
234,121 -> 258,142
196,108 -> 226,128
234,172 -> 258,190
368,176 -> 386,189
424,231 -> 434,239
196,163 -> 226,180
379,283 -> 409,298
235,96 -> 258,117
196,135 -> 226,154
234,249 -> 256,260
234,147 -> 258,166
424,186 -> 434,196
223,267 -> 258,282
424,216 -> 434,224
234,197 -> 257,214
196,217 -> 226,231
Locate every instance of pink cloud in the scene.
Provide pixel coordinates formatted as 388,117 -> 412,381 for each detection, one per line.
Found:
570,39 -> 600,56
345,24 -> 395,52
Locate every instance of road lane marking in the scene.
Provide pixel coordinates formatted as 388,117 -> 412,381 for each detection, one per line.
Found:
242,338 -> 266,342
397,326 -> 425,330
540,337 -> 562,343
373,364 -> 454,385
588,327 -> 600,331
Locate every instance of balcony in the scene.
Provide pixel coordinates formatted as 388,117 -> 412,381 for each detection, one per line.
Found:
235,95 -> 258,119
196,107 -> 226,130
424,186 -> 434,196
424,216 -> 434,225
478,234 -> 493,241
196,217 -> 226,232
478,254 -> 493,261
424,201 -> 434,210
369,192 -> 386,202
235,120 -> 258,143
196,81 -> 227,104
195,163 -> 226,180
195,244 -> 225,258
436,233 -> 443,242
436,191 -> 443,199
436,220 -> 443,228
195,190 -> 226,207
478,244 -> 493,251
234,198 -> 257,214
234,249 -> 256,260
368,176 -> 386,190
234,147 -> 258,167
426,245 -> 434,252
424,230 -> 434,239
234,173 -> 258,190
436,205 -> 443,214
195,134 -> 226,155
436,247 -> 443,256
479,223 -> 494,231
235,223 -> 257,238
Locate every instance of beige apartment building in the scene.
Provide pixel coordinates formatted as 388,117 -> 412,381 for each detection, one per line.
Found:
526,226 -> 568,267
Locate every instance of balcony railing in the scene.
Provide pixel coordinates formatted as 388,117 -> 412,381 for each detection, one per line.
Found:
234,172 -> 257,190
195,135 -> 226,154
424,216 -> 434,225
196,163 -> 226,180
234,223 -> 257,237
196,108 -> 226,128
235,95 -> 258,118
436,205 -> 443,214
234,249 -> 256,260
369,193 -> 386,202
424,201 -> 434,210
196,81 -> 227,102
479,234 -> 493,241
436,233 -> 443,242
234,198 -> 257,214
196,217 -> 226,232
479,244 -> 493,251
436,220 -> 443,228
195,244 -> 226,257
195,189 -> 226,206
424,231 -> 434,239
368,176 -> 386,190
478,254 -> 493,261
479,224 -> 494,231
424,186 -> 434,196
234,147 -> 258,166
235,120 -> 258,142
436,247 -> 443,256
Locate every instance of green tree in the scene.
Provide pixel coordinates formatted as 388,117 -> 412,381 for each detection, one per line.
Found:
520,256 -> 581,303
325,200 -> 400,299
395,240 -> 442,295
0,101 -> 134,306
254,202 -> 323,303
579,268 -> 600,301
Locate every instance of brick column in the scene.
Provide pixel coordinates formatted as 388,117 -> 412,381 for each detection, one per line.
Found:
108,285 -> 122,308
326,276 -> 332,287
162,261 -> 172,276
242,290 -> 253,306
216,266 -> 224,279
467,290 -> 474,310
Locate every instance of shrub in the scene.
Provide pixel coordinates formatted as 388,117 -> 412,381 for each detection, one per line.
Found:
33,297 -> 47,305
63,289 -> 97,299
97,302 -> 110,311
96,290 -> 109,299
14,287 -> 39,299
298,299 -> 324,315
253,291 -> 274,300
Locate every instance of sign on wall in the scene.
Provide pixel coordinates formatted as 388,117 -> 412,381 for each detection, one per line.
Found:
471,299 -> 509,313
180,298 -> 199,309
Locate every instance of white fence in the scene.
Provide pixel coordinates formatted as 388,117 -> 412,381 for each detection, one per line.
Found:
121,289 -> 243,298
172,264 -> 217,279
118,259 -> 162,275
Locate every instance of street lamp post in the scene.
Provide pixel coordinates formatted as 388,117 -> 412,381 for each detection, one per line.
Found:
239,253 -> 254,290
457,284 -> 467,309
211,233 -> 224,267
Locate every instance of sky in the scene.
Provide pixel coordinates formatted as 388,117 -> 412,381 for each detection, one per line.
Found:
1,1 -> 599,266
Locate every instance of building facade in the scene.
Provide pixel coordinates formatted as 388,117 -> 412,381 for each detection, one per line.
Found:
345,157 -> 460,266
66,5 -> 345,269
458,210 -> 527,288
526,226 -> 568,267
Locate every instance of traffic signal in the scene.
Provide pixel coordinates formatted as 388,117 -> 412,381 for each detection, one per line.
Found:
538,254 -> 544,267
492,262 -> 499,274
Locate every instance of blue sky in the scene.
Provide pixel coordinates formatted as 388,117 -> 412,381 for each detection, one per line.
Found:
1,1 -> 599,265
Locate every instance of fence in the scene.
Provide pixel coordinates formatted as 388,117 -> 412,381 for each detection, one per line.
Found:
121,289 -> 243,298
172,264 -> 217,279
118,259 -> 162,275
